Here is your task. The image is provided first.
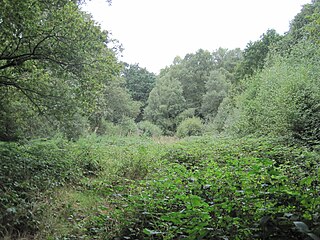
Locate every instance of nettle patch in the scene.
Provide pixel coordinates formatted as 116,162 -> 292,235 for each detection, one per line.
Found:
114,138 -> 320,239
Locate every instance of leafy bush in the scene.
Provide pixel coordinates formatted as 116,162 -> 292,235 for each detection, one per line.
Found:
176,117 -> 203,138
95,120 -> 120,136
176,108 -> 196,123
118,117 -> 139,136
232,41 -> 320,146
137,121 -> 163,137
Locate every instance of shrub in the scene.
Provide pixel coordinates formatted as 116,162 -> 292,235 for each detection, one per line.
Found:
137,121 -> 163,137
176,108 -> 196,124
176,117 -> 203,138
96,120 -> 121,136
232,41 -> 320,146
118,117 -> 139,136
0,135 -> 106,237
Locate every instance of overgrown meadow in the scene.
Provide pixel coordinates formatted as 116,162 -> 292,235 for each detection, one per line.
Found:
1,0 -> 320,239
1,135 -> 319,239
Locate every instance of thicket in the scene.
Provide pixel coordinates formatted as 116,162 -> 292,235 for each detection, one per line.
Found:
1,136 -> 169,239
229,42 -> 320,147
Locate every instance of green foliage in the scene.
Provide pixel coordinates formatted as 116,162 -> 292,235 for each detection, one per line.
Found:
0,138 -> 74,235
2,135 -> 320,239
2,2 -> 320,240
116,137 -> 320,239
212,47 -> 243,82
122,63 -> 156,121
0,135 -> 163,238
201,70 -> 231,119
122,63 -> 156,104
103,81 -> 141,124
88,78 -> 141,135
93,118 -> 138,137
236,29 -> 283,80
137,121 -> 163,137
145,73 -> 186,135
0,0 -> 122,140
160,48 -> 242,113
176,117 -> 204,138
33,136 -> 165,239
205,96 -> 236,134
232,41 -> 320,146
176,108 -> 197,123
285,0 -> 320,47
176,49 -> 215,110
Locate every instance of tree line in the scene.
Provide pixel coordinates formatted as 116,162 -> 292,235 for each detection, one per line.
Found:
1,0 -> 319,147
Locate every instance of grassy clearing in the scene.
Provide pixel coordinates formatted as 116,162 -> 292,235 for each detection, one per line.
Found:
1,135 -> 319,239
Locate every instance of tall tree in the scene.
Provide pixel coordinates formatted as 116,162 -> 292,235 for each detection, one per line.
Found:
212,48 -> 242,75
178,49 -> 215,110
122,63 -> 156,104
288,0 -> 320,44
122,63 -> 156,121
0,0 -> 121,140
144,74 -> 185,134
235,29 -> 283,80
201,70 -> 231,120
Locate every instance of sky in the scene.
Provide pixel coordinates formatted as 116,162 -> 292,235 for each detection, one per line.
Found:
83,0 -> 311,73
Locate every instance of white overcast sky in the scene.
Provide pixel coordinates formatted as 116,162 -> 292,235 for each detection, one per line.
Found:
83,0 -> 311,73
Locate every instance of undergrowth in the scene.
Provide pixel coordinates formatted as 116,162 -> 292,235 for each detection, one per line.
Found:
112,137 -> 320,239
1,136 -> 319,239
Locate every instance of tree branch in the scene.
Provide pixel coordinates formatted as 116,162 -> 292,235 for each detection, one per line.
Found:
0,76 -> 59,99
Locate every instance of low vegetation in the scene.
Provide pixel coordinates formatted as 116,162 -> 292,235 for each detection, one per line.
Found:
1,136 -> 319,239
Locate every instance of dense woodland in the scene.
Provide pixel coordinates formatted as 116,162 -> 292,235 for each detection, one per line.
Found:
1,0 -> 320,239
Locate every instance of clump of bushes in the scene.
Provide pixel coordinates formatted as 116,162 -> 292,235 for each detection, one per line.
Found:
137,121 -> 163,137
231,42 -> 320,147
176,117 -> 204,138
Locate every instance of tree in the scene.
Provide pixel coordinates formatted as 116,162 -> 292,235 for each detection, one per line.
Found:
144,74 -> 185,135
212,48 -> 243,78
176,117 -> 203,138
201,70 -> 231,120
236,29 -> 283,80
232,41 -> 320,146
288,0 -> 320,45
122,63 -> 156,121
158,48 -> 242,119
101,79 -> 141,124
122,63 -> 156,104
178,49 -> 215,110
0,0 -> 121,140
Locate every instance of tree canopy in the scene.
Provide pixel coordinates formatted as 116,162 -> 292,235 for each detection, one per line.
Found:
0,0 -> 121,140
